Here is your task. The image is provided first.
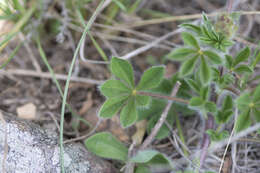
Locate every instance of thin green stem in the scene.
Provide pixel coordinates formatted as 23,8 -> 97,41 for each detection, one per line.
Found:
175,112 -> 188,156
0,41 -> 22,69
76,8 -> 108,61
216,124 -> 222,133
59,1 -> 105,172
36,37 -> 91,127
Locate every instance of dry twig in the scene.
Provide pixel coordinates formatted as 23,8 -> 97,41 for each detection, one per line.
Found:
140,81 -> 181,149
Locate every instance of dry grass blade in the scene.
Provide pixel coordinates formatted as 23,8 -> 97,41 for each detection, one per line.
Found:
119,11 -> 260,28
121,30 -> 179,60
0,69 -> 104,85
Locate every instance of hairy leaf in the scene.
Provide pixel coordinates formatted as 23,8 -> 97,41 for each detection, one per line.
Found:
99,96 -> 128,118
85,132 -> 128,161
181,32 -> 199,49
232,47 -> 250,67
180,23 -> 202,34
252,108 -> 260,122
130,150 -> 159,163
200,56 -> 211,85
167,48 -> 195,61
180,55 -> 198,77
253,84 -> 260,102
185,78 -> 200,94
200,86 -> 209,101
235,109 -> 251,132
222,95 -> 233,111
120,98 -> 137,127
204,101 -> 217,113
131,150 -> 173,169
204,50 -> 222,64
136,95 -> 150,107
137,66 -> 165,91
111,57 -> 135,88
236,92 -> 251,111
100,80 -> 131,98
216,109 -> 233,124
189,97 -> 204,107
225,54 -> 233,69
135,166 -> 151,173
233,65 -> 253,73
252,51 -> 260,69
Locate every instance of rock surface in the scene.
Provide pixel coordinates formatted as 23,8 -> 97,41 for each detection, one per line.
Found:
0,112 -> 114,173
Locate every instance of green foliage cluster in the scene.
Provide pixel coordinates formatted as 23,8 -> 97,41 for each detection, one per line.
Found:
85,132 -> 173,171
99,57 -> 165,127
1,1 -> 260,172
85,13 -> 260,173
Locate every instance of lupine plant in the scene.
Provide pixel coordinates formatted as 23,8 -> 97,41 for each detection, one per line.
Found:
85,12 -> 260,173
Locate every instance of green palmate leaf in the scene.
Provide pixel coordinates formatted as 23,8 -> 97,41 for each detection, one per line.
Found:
181,32 -> 199,49
120,98 -> 137,127
203,50 -> 222,64
138,99 -> 166,120
236,92 -> 251,110
253,84 -> 260,102
252,108 -> 260,122
204,101 -> 217,113
200,56 -> 211,85
200,86 -> 209,100
233,64 -> 253,73
222,95 -> 233,111
252,51 -> 260,69
185,79 -> 200,94
136,95 -> 150,107
189,97 -> 204,107
216,109 -> 233,124
207,129 -> 229,141
100,80 -> 131,98
235,109 -> 251,132
232,47 -> 250,67
111,57 -> 135,88
137,66 -> 165,91
225,55 -> 233,69
167,48 -> 195,61
180,23 -> 202,34
180,55 -> 198,77
252,107 -> 260,122
99,96 -> 128,118
85,132 -> 128,161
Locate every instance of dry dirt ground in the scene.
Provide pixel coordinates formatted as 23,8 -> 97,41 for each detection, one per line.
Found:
1,0 -> 260,172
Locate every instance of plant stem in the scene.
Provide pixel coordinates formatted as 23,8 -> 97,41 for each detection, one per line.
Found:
216,124 -> 223,133
59,1 -> 107,172
137,91 -> 189,104
140,82 -> 181,149
175,113 -> 188,156
199,114 -> 214,169
119,11 -> 260,28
